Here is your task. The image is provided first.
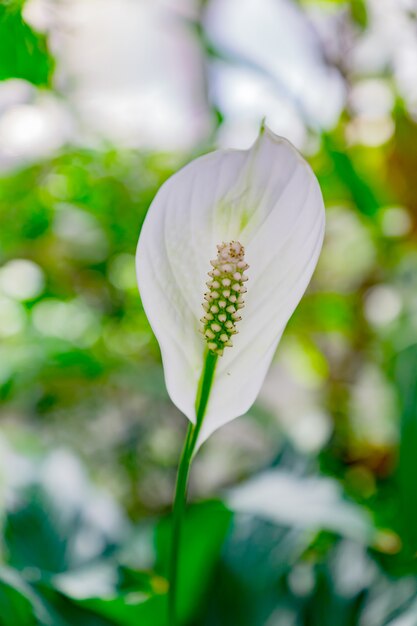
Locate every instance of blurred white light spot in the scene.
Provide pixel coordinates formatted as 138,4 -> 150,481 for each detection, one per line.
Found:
210,63 -> 307,149
353,0 -> 417,116
0,98 -> 71,165
40,449 -> 89,512
346,115 -> 394,147
288,564 -> 315,597
54,204 -> 108,262
0,296 -> 26,337
23,0 -> 54,31
350,80 -> 394,117
350,364 -> 398,445
333,542 -> 375,596
0,104 -> 45,147
0,79 -> 35,111
227,470 -> 374,542
0,434 -> 35,497
40,448 -> 128,550
0,259 -> 45,301
317,208 -> 376,292
85,492 -> 128,538
54,563 -> 118,600
206,0 -> 346,132
364,285 -> 402,327
32,298 -> 100,346
289,408 -> 333,453
73,527 -> 106,561
381,206 -> 412,238
53,0 -> 209,150
261,362 -> 332,453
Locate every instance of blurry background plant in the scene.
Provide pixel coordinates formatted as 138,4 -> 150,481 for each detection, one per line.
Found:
1,0 -> 417,624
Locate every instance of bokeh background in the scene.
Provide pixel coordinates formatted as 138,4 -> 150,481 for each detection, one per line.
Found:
1,0 -> 417,624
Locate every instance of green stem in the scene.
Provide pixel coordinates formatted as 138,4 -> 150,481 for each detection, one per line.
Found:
168,351 -> 218,626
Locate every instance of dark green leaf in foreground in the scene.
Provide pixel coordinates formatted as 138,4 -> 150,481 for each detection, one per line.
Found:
35,502 -> 231,626
155,500 -> 233,624
0,567 -> 49,626
62,566 -> 169,626
31,583 -> 115,626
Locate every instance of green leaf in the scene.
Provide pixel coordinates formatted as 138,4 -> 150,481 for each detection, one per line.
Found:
5,486 -> 74,574
32,583 -> 115,626
394,345 -> 417,557
0,2 -> 54,86
4,481 -> 122,576
0,567 -> 50,626
350,0 -> 368,28
323,135 -> 380,217
155,500 -> 233,624
56,568 -> 169,626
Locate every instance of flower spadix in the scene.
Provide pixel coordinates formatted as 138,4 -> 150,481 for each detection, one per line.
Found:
136,126 -> 325,444
201,241 -> 248,356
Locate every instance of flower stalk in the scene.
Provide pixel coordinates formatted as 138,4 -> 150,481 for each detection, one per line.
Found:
168,350 -> 218,626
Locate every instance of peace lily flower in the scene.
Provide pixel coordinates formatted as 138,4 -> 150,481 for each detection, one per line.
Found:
136,125 -> 325,445
136,125 -> 324,625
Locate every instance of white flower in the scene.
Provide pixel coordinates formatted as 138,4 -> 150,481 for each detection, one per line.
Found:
136,126 -> 325,444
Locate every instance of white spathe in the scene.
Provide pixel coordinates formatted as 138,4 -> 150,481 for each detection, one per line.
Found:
136,127 -> 325,443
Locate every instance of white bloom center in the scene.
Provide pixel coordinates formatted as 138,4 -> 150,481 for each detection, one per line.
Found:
201,241 -> 249,356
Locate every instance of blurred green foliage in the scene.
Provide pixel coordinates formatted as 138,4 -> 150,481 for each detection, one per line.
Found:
0,1 -> 53,86
2,0 -> 417,624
